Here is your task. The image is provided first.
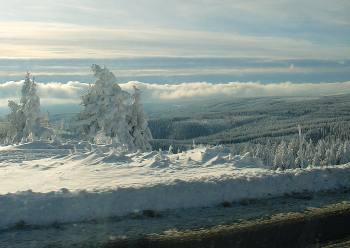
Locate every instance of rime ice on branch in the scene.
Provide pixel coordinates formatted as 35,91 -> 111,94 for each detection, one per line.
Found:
78,65 -> 152,151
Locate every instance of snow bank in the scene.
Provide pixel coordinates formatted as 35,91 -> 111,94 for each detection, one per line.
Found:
1,142 -> 350,229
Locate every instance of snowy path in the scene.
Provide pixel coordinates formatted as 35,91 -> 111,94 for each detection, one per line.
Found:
1,141 -> 350,229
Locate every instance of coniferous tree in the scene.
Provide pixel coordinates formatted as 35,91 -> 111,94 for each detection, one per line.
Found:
78,65 -> 152,151
21,74 -> 41,139
7,73 -> 42,142
128,86 -> 152,151
7,100 -> 25,143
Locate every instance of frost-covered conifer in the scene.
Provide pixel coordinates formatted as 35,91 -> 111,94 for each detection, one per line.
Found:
79,65 -> 152,151
274,141 -> 287,169
336,142 -> 344,164
168,144 -> 173,154
7,100 -> 25,142
312,153 -> 321,167
286,142 -> 295,168
21,74 -> 41,139
79,65 -> 133,148
128,86 -> 152,151
341,141 -> 350,164
7,73 -> 42,142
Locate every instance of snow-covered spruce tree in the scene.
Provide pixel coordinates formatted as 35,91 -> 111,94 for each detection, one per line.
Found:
21,73 -> 41,139
7,100 -> 25,143
341,141 -> 350,164
274,140 -> 291,169
7,73 -> 42,142
78,65 -> 152,151
128,86 -> 153,151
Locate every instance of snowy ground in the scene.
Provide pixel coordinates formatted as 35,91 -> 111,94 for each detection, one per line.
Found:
1,141 -> 350,230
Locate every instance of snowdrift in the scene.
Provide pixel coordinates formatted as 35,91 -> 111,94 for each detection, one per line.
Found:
1,141 -> 350,229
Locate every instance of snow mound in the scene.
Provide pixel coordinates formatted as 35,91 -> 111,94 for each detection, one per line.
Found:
179,146 -> 265,168
231,153 -> 266,168
1,142 -> 350,229
149,155 -> 171,168
14,140 -> 58,149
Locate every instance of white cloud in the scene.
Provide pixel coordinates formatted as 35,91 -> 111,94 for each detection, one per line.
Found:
1,80 -> 350,111
0,81 -> 89,108
121,81 -> 350,101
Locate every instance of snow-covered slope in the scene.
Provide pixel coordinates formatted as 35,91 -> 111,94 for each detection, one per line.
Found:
1,141 -> 350,229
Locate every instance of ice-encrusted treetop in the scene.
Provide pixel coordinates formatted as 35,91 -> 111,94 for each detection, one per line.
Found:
91,64 -> 118,87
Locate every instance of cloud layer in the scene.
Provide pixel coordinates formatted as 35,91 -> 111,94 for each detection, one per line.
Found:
1,1 -> 349,59
0,19 -> 349,59
123,81 -> 350,101
0,81 -> 89,109
1,80 -> 350,111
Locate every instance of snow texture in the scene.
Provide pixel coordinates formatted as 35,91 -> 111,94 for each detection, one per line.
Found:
0,141 -> 350,229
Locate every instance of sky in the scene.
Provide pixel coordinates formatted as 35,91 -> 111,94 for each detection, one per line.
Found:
0,0 -> 349,59
0,0 -> 349,115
